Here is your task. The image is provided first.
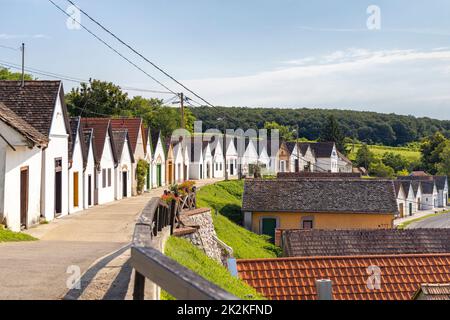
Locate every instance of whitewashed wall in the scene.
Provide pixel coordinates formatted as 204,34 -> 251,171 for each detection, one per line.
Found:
115,141 -> 133,200
83,142 -> 95,209
212,142 -> 224,178
151,137 -> 165,188
97,133 -> 115,205
68,132 -> 84,214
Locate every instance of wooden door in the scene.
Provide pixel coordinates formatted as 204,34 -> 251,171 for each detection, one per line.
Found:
261,218 -> 277,242
54,158 -> 62,216
20,167 -> 29,229
399,203 -> 404,218
88,175 -> 92,206
122,171 -> 127,198
73,172 -> 79,208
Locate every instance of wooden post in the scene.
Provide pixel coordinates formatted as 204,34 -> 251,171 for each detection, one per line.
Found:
133,271 -> 146,300
169,199 -> 177,235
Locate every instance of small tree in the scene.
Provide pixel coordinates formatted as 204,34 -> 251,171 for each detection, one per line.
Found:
369,161 -> 395,178
382,152 -> 409,173
437,140 -> 450,176
355,144 -> 375,169
136,159 -> 149,194
320,115 -> 346,154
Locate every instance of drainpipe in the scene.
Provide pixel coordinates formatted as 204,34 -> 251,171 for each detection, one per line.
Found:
316,279 -> 333,300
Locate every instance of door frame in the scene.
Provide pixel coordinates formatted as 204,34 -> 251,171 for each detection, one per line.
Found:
54,158 -> 63,217
20,166 -> 29,229
259,216 -> 279,240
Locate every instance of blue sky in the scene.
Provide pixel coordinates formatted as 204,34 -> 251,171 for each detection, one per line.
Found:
1,0 -> 450,119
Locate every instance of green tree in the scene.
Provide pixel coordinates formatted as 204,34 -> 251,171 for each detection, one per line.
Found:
354,144 -> 375,169
320,115 -> 346,153
420,132 -> 447,174
0,67 -> 34,80
369,160 -> 395,178
66,79 -> 130,117
437,140 -> 450,176
136,159 -> 149,194
382,152 -> 409,173
264,121 -> 295,141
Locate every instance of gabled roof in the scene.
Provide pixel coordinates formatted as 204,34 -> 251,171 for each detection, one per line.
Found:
309,142 -> 335,158
112,129 -> 135,163
150,130 -> 162,154
242,178 -> 398,214
298,143 -> 313,157
414,284 -> 450,300
285,142 -> 297,154
411,181 -> 422,196
68,117 -> 87,163
282,229 -> 450,257
83,128 -> 94,166
399,175 -> 448,191
421,181 -> 436,194
337,150 -> 352,164
0,80 -> 70,137
400,181 -> 412,196
434,176 -> 448,190
189,137 -> 204,162
237,254 -> 450,300
110,118 -> 143,154
277,172 -> 362,179
81,118 -> 116,165
0,102 -> 48,147
393,180 -> 405,198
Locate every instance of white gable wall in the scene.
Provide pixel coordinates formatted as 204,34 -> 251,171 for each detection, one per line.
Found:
225,140 -> 238,177
83,142 -> 95,209
115,140 -> 133,200
203,144 -> 213,179
212,142 -> 224,178
68,132 -> 84,214
41,95 -> 69,221
97,133 -> 115,205
151,137 -> 166,188
0,122 -> 42,232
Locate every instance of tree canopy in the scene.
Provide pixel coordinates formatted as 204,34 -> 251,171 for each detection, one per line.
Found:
0,67 -> 34,81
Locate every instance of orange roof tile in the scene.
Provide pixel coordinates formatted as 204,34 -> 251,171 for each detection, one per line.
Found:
236,254 -> 450,300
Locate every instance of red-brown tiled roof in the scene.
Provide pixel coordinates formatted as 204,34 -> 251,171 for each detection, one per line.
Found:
413,283 -> 450,300
237,254 -> 450,300
110,118 -> 143,154
81,118 -> 115,165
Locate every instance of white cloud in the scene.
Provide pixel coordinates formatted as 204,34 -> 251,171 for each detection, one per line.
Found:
183,48 -> 450,120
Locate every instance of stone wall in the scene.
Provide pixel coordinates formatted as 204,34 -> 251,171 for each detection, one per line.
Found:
179,208 -> 231,265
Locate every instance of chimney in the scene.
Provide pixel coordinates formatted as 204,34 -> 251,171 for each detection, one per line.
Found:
316,279 -> 333,300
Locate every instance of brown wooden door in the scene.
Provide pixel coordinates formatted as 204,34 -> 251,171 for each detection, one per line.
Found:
399,203 -> 404,218
73,172 -> 79,208
55,158 -> 62,216
20,167 -> 29,229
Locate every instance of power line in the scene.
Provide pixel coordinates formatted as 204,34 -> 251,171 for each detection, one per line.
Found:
64,0 -> 215,108
0,44 -> 20,51
0,59 -> 174,95
48,0 -> 177,95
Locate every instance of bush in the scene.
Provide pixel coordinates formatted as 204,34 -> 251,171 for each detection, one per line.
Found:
136,159 -> 148,194
369,161 -> 395,178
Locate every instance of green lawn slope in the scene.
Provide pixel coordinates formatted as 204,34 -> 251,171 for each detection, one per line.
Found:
0,228 -> 37,242
196,180 -> 280,259
163,237 -> 265,300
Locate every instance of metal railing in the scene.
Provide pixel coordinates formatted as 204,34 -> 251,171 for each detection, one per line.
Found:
130,197 -> 237,300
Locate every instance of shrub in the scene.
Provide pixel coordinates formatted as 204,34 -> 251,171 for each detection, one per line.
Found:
136,159 -> 149,194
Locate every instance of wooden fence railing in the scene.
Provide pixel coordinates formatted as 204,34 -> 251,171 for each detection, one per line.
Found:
130,197 -> 237,300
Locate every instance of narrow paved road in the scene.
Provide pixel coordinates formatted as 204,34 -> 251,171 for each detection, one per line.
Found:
408,212 -> 450,229
0,179 -> 221,300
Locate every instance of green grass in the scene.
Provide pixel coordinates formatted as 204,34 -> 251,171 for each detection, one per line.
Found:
163,237 -> 265,300
0,228 -> 37,242
348,144 -> 421,163
197,180 -> 281,259
397,210 -> 450,229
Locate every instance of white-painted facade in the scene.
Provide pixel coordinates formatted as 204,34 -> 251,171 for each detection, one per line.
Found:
421,183 -> 438,211
404,184 -> 417,216
96,132 -> 116,205
211,140 -> 224,178
315,144 -> 339,173
115,137 -> 133,200
289,144 -> 300,173
173,142 -> 185,183
203,143 -> 213,179
258,146 -> 271,175
224,139 -> 238,177
189,140 -> 204,180
144,131 -> 152,192
300,145 -> 316,172
41,96 -> 69,221
436,178 -> 448,208
241,140 -> 259,176
68,128 -> 84,214
151,135 -> 166,188
0,121 -> 43,232
83,133 -> 95,209
396,184 -> 407,218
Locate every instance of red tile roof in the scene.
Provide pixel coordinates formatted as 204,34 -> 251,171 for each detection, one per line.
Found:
81,118 -> 115,165
237,254 -> 450,300
110,118 -> 143,154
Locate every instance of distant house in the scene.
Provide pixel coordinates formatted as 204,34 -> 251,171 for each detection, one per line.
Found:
280,229 -> 450,257
110,118 -> 146,196
309,142 -> 338,173
0,81 -> 71,222
189,137 -> 204,180
274,141 -> 291,173
165,138 -> 176,185
111,129 -> 134,199
298,143 -> 316,172
210,137 -> 224,178
82,129 -> 95,209
202,140 -> 213,179
435,176 -> 449,208
394,181 -> 407,218
286,142 -> 300,173
337,151 -> 353,173
257,140 -> 271,173
421,180 -> 438,210
172,139 -> 189,182
223,136 -> 238,178
413,284 -> 450,300
240,138 -> 259,176
150,131 -> 165,188
242,178 -> 397,240
0,102 -> 48,231
236,253 -> 450,300
81,118 -> 117,205
68,117 -> 87,214
411,181 -> 423,212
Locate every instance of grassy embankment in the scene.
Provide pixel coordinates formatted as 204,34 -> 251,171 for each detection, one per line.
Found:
163,237 -> 265,300
0,227 -> 37,242
162,180 -> 279,300
348,144 -> 421,163
396,210 -> 450,229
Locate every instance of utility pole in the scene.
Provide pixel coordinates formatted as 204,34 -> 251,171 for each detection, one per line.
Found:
179,92 -> 185,129
21,43 -> 25,87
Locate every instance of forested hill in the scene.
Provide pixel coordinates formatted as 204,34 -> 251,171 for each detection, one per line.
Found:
188,106 -> 450,146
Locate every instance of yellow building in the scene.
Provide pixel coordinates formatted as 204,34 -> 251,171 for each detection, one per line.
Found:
242,178 -> 397,240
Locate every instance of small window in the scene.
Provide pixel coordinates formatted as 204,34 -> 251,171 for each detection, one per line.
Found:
301,217 -> 314,230
102,169 -> 106,188
108,168 -> 112,187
